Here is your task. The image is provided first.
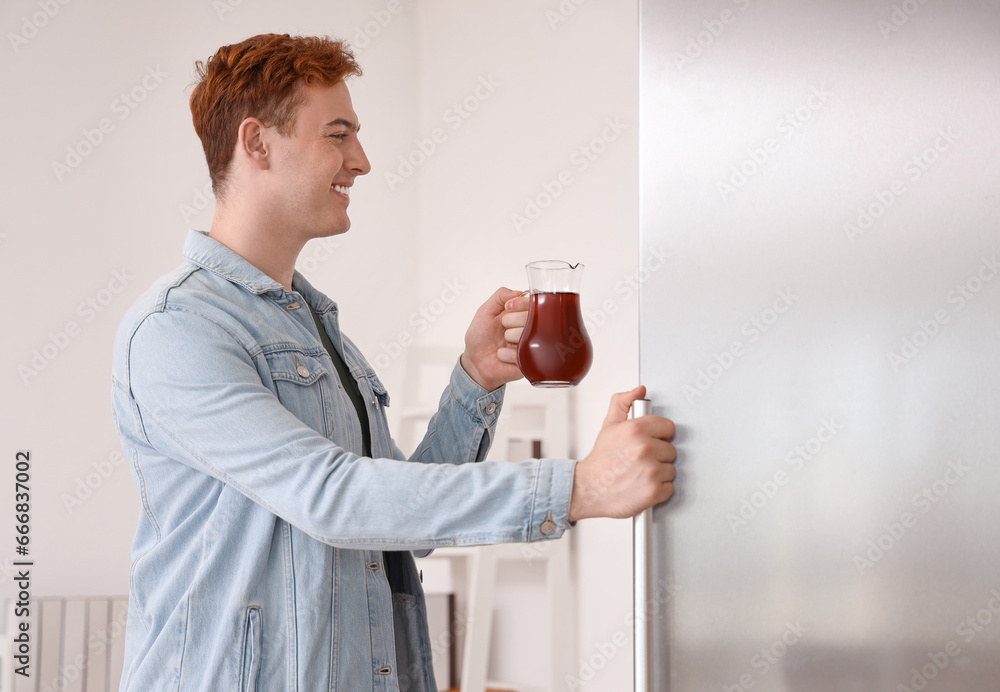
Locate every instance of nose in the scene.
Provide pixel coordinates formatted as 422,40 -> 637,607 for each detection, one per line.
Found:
347,138 -> 371,176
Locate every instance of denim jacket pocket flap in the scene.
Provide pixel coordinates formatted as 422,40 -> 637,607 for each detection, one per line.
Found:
268,351 -> 329,387
364,371 -> 390,407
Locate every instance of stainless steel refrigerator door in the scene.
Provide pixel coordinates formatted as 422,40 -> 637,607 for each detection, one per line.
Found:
638,1 -> 1000,690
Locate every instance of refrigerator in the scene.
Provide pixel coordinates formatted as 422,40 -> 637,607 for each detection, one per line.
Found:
637,0 -> 1000,689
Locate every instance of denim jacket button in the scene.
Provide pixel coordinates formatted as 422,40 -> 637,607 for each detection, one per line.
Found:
540,510 -> 556,536
485,402 -> 497,415
285,302 -> 302,310
293,354 -> 310,378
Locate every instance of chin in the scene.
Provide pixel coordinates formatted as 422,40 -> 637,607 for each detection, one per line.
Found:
313,221 -> 351,239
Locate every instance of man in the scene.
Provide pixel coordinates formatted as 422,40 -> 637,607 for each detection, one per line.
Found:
111,33 -> 677,691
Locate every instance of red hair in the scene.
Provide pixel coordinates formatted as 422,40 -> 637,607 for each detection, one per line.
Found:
189,33 -> 362,198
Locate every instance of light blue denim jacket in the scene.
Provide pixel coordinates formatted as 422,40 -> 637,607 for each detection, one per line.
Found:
110,231 -> 576,692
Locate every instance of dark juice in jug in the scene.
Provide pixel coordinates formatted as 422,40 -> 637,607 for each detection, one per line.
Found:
517,292 -> 593,387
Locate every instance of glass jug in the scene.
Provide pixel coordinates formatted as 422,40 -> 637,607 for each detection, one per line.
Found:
516,260 -> 593,388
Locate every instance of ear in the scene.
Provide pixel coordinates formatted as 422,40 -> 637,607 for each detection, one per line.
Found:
237,117 -> 271,171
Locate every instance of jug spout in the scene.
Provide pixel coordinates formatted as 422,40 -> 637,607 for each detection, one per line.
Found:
525,260 -> 585,294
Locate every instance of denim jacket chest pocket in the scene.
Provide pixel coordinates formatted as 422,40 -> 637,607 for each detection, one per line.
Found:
265,349 -> 334,438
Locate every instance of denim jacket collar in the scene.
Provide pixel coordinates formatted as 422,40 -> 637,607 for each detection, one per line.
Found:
184,230 -> 340,317
183,230 -> 285,295
182,229 -> 335,310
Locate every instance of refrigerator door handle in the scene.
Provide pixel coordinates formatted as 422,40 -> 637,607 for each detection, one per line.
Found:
631,398 -> 653,692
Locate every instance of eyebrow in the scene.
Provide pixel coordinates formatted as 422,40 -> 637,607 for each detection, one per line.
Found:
324,118 -> 361,133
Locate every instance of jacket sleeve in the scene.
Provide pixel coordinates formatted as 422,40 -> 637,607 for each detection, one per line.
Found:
398,359 -> 506,466
119,306 -> 575,551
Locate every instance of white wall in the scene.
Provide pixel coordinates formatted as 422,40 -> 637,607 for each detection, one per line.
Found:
1,2 -> 640,690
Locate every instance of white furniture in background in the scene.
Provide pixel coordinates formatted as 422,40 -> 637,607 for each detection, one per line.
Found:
2,597 -> 127,692
396,347 -> 576,692
420,532 -> 573,692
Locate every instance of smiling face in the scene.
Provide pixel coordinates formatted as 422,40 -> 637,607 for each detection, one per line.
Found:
262,80 -> 371,241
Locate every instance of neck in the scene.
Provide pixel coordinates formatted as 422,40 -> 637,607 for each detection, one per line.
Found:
207,200 -> 305,292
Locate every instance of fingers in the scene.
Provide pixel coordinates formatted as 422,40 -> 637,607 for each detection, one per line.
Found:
651,441 -> 677,504
504,293 -> 530,313
501,292 -> 529,345
646,438 -> 678,464
502,295 -> 528,341
476,287 -> 521,323
602,386 -> 647,426
498,286 -> 523,302
504,327 -> 524,345
496,345 -> 521,368
633,415 -> 676,442
648,452 -> 676,508
501,307 -> 527,329
501,300 -> 527,345
658,455 -> 677,483
493,287 -> 522,311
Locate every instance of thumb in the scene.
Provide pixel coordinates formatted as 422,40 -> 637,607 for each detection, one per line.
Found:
493,287 -> 522,310
602,385 -> 647,427
482,287 -> 521,319
495,286 -> 522,304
